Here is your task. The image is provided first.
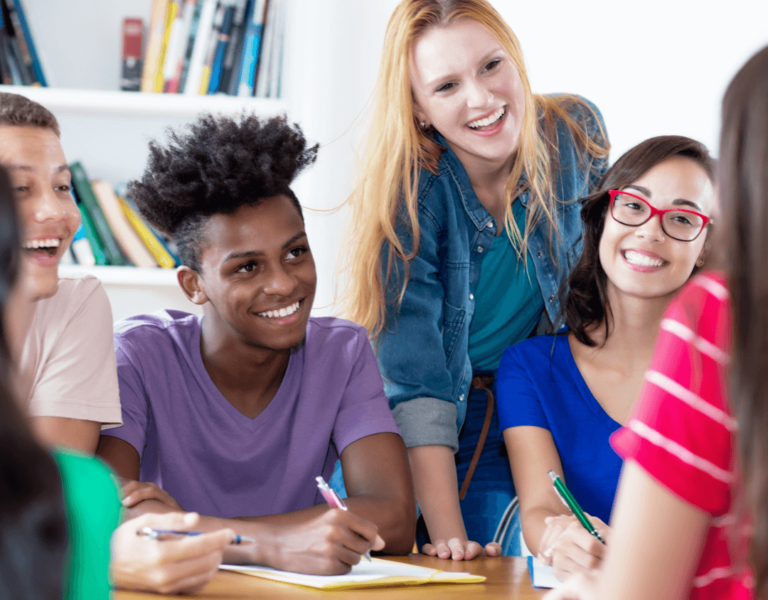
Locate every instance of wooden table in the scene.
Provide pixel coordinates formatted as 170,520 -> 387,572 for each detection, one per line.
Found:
115,555 -> 546,599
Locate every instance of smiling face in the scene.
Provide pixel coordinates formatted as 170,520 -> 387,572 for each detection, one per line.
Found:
410,18 -> 525,174
0,126 -> 79,301
599,156 -> 715,303
192,195 -> 316,353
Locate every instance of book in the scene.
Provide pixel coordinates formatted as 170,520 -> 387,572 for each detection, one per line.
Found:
154,0 -> 180,92
118,197 -> 177,268
7,0 -> 44,85
0,10 -> 14,85
253,0 -> 281,97
0,0 -> 32,85
219,0 -> 248,95
236,0 -> 266,97
70,162 -> 126,266
91,180 -> 158,268
220,558 -> 486,590
75,202 -> 108,266
70,222 -> 96,267
120,18 -> 143,91
164,0 -> 196,93
197,2 -> 225,94
527,556 -> 561,589
141,0 -> 169,93
183,0 -> 217,96
176,0 -> 202,93
206,0 -> 235,94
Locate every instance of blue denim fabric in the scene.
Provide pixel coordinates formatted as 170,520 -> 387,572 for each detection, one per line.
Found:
378,96 -> 608,452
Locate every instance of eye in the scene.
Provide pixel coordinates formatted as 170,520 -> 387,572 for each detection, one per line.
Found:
286,246 -> 308,261
436,82 -> 456,93
237,260 -> 257,273
672,214 -> 694,226
55,184 -> 71,192
483,58 -> 501,72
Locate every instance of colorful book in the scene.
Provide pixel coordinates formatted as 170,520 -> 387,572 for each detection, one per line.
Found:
253,0 -> 275,97
176,0 -> 203,93
70,222 -> 96,267
0,0 -> 32,85
120,18 -> 143,91
7,0 -> 44,85
198,2 -> 225,94
0,10 -> 14,85
154,0 -> 180,92
219,0 -> 248,95
183,0 -> 217,96
70,162 -> 126,266
74,198 -> 108,266
141,0 -> 169,93
236,0 -> 267,97
91,180 -> 158,268
118,197 -> 176,269
207,1 -> 235,94
164,0 -> 197,93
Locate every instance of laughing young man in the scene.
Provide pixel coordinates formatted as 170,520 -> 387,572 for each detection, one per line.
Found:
96,114 -> 416,574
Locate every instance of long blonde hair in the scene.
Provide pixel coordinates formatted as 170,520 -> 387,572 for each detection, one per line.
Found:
340,0 -> 608,339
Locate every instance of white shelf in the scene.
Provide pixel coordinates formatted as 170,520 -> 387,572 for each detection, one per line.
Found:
0,85 -> 288,117
60,265 -> 180,287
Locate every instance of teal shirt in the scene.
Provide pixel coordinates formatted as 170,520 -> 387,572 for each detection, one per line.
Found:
467,200 -> 544,371
53,450 -> 122,600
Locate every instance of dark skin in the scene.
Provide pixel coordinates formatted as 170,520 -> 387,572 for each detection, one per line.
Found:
97,196 -> 416,574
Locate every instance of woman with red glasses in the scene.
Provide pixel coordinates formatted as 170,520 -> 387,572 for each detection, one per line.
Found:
495,136 -> 715,583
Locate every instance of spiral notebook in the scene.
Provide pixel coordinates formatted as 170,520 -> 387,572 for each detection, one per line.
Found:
221,557 -> 486,590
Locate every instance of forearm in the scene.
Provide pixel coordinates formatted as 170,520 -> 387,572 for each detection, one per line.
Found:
521,506 -> 569,556
407,445 -> 466,541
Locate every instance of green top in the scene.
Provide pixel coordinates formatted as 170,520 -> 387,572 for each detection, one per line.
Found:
52,450 -> 122,599
467,200 -> 544,371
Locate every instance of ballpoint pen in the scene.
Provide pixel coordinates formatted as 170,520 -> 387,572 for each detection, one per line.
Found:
548,470 -> 605,544
137,527 -> 255,545
316,476 -> 372,562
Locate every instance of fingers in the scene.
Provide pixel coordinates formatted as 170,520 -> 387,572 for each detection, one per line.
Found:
420,538 -> 497,560
121,480 -> 182,510
485,541 -> 502,557
141,541 -> 226,595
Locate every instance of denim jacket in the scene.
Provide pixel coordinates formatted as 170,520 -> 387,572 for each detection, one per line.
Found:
377,96 -> 608,453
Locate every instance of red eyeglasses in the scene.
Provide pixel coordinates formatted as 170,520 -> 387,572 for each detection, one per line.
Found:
609,190 -> 712,242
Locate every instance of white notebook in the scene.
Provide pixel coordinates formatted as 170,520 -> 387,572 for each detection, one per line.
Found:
528,556 -> 562,589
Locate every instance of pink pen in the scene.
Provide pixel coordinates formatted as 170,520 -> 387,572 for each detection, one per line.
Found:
315,476 -> 372,562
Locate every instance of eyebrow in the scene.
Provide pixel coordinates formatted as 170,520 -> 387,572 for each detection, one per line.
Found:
422,47 -> 505,90
222,231 -> 308,263
5,164 -> 71,174
623,184 -> 703,211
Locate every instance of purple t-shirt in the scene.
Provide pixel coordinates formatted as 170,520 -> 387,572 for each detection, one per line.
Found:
102,311 -> 400,519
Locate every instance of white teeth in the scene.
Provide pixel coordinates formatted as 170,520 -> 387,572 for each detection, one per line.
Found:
623,250 -> 664,268
258,301 -> 301,319
22,238 -> 60,250
468,107 -> 505,129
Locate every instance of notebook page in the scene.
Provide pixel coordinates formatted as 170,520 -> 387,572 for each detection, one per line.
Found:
528,556 -> 562,589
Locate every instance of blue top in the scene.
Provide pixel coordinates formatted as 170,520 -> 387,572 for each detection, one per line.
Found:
377,95 -> 609,453
496,332 -> 623,523
468,199 -> 543,371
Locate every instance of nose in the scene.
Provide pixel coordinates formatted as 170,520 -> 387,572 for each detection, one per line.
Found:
32,187 -> 67,223
263,261 -> 298,297
466,79 -> 493,109
634,214 -> 666,243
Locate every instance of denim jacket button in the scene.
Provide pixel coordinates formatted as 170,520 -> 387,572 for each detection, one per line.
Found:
459,394 -> 465,401
469,293 -> 474,301
477,246 -> 483,253
548,295 -> 555,302
537,251 -> 543,258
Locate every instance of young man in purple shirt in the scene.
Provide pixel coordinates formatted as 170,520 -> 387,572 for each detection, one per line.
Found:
97,115 -> 416,575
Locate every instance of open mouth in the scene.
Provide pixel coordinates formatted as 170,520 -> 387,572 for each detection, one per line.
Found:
257,300 -> 302,319
22,238 -> 61,258
622,250 -> 666,268
467,107 -> 506,131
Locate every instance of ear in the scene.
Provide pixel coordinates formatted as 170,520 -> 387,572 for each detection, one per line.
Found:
177,266 -> 209,305
412,100 -> 428,129
696,231 -> 711,268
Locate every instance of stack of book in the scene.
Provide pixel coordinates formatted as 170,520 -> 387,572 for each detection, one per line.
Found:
68,161 -> 180,269
126,0 -> 285,98
0,0 -> 45,86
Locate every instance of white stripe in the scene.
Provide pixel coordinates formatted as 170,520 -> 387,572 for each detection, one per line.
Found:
628,420 -> 734,483
661,318 -> 729,365
712,513 -> 736,528
646,370 -> 738,431
693,275 -> 729,300
692,566 -> 738,588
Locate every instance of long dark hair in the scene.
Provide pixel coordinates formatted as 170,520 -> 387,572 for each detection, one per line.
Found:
0,165 -> 67,599
718,45 -> 768,597
563,135 -> 715,346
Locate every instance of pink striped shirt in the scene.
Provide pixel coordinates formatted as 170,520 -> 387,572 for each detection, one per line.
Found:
611,271 -> 753,599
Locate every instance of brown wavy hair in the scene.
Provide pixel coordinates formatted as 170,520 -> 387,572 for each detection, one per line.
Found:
717,44 -> 768,597
564,135 -> 715,347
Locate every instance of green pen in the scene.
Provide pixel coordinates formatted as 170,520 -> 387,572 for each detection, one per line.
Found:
548,470 -> 605,545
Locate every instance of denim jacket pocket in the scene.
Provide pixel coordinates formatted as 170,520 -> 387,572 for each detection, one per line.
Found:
442,302 -> 466,364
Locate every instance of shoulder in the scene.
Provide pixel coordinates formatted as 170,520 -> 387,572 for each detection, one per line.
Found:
502,332 -> 564,365
114,310 -> 201,350
40,274 -> 109,314
306,317 -> 369,352
541,94 -> 604,130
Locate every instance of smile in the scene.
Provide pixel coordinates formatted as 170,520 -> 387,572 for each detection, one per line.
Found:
622,250 -> 666,268
467,107 -> 505,130
22,238 -> 61,256
257,300 -> 301,319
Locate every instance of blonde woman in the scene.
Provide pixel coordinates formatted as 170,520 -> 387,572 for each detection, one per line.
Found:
341,0 -> 608,560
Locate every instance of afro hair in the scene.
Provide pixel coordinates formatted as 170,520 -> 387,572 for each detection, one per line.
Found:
128,113 -> 318,272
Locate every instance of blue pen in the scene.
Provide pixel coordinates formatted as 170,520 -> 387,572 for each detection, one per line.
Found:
137,527 -> 254,545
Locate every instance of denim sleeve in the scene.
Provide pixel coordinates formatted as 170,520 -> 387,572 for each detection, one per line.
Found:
571,95 -> 610,192
376,203 -> 461,452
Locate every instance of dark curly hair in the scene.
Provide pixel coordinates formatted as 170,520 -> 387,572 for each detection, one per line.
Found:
128,114 -> 319,272
564,135 -> 715,347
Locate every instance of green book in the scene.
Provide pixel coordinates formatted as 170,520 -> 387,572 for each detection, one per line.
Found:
77,204 -> 107,265
70,161 -> 126,266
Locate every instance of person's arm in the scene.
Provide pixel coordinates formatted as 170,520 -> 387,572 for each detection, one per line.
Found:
503,425 -> 609,580
31,416 -> 101,453
544,460 -> 710,600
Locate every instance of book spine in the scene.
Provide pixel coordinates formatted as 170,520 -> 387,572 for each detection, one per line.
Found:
183,0 -> 217,96
8,0 -> 44,85
0,12 -> 13,85
236,0 -> 266,97
76,203 -> 108,266
219,0 -> 247,95
141,0 -> 169,93
165,0 -> 196,93
119,198 -> 176,268
207,2 -> 235,94
70,223 -> 96,267
198,2 -> 224,94
176,0 -> 202,93
253,0 -> 274,97
0,0 -> 31,85
121,18 -> 143,92
70,162 -> 126,266
155,0 -> 180,92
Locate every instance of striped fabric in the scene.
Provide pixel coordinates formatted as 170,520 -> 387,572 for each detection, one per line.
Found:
611,271 -> 753,599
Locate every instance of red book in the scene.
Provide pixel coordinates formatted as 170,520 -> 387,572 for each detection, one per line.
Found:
121,17 -> 143,91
